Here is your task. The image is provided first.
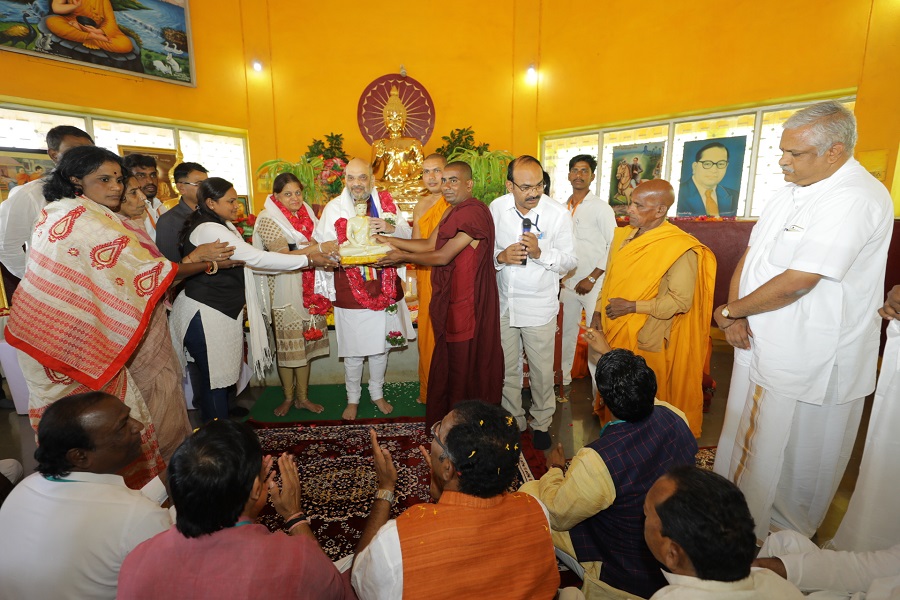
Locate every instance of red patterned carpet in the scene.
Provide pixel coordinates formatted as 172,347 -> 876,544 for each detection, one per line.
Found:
251,418 -> 540,561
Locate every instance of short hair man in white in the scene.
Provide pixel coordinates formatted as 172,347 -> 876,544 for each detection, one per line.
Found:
559,154 -> 616,398
314,157 -> 414,420
0,125 -> 93,280
712,101 -> 894,542
490,155 -> 577,450
0,392 -> 171,600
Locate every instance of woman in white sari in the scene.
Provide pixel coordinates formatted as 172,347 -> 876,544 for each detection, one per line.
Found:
253,174 -> 338,416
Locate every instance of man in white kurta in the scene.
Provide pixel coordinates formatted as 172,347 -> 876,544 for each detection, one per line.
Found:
314,158 -> 413,420
490,155 -> 577,451
712,101 -> 894,542
830,284 -> 900,553
559,154 -> 616,397
757,529 -> 900,599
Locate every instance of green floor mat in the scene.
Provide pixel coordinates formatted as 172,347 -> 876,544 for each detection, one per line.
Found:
248,381 -> 424,423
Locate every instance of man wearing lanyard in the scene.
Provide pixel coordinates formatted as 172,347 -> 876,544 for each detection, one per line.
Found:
490,155 -> 577,450
559,154 -> 616,399
520,337 -> 697,599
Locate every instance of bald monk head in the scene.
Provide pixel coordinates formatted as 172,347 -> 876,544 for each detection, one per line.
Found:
627,179 -> 674,235
345,157 -> 374,201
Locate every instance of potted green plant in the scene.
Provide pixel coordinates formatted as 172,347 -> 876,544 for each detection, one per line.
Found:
436,127 -> 512,204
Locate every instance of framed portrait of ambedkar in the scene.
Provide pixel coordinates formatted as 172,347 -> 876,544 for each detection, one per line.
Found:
0,0 -> 195,86
676,136 -> 747,218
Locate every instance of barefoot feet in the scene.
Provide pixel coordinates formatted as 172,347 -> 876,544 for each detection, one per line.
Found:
274,399 -> 292,417
342,403 -> 359,420
373,398 -> 394,415
294,399 -> 325,414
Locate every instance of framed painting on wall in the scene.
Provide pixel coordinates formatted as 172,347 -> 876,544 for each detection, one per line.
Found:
118,145 -> 180,201
607,142 -> 665,216
0,0 -> 194,86
676,136 -> 747,218
0,147 -> 54,202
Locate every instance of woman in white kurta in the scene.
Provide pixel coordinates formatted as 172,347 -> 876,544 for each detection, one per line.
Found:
169,177 -> 336,422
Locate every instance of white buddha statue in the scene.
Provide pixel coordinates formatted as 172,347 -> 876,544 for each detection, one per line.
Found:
340,201 -> 392,261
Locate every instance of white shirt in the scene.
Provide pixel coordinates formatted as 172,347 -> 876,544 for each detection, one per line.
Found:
561,192 -> 616,290
351,500 -> 551,600
0,471 -> 171,600
650,569 -> 804,599
490,193 -> 577,327
0,178 -> 47,278
740,159 -> 893,404
142,197 -> 168,241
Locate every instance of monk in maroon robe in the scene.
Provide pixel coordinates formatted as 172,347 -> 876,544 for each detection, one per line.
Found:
376,161 -> 503,426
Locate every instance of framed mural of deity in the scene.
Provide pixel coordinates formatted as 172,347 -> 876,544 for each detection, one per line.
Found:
0,147 -> 54,202
607,142 -> 665,216
676,136 -> 747,218
118,145 -> 180,201
0,0 -> 194,86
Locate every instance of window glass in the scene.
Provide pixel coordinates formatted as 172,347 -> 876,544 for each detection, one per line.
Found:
0,108 -> 87,150
92,120 -> 176,153
178,130 -> 249,195
542,133 -> 600,204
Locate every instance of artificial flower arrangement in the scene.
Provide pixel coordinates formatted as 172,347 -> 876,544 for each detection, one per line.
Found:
233,212 -> 256,243
386,330 -> 406,347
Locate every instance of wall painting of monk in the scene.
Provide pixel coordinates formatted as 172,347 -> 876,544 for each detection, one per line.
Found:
608,142 -> 665,216
0,0 -> 194,86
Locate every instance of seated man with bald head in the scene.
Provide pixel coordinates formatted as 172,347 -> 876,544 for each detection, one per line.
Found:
591,180 -> 716,437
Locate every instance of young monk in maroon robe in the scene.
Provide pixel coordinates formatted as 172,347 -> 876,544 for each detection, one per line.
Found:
376,161 -> 503,426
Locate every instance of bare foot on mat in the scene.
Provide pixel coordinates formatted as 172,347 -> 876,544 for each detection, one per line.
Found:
373,398 -> 394,415
342,403 -> 358,420
274,399 -> 292,417
294,399 -> 325,413
415,397 -> 425,404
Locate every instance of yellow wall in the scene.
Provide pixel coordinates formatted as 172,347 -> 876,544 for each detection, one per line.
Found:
2,0 -> 899,206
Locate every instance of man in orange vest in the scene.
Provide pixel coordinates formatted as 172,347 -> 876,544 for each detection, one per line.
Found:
351,401 -> 561,599
591,180 -> 715,437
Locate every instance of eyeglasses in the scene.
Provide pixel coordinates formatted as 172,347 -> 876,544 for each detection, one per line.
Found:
178,181 -> 201,187
511,180 -> 543,194
430,420 -> 454,462
698,160 -> 728,170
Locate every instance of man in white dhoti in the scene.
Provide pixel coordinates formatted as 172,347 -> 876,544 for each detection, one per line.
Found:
314,158 -> 414,420
711,101 -> 894,542
829,284 -> 900,553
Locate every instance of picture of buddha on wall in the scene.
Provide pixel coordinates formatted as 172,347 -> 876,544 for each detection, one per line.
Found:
0,0 -> 194,85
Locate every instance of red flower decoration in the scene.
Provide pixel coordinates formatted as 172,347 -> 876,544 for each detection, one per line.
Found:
344,267 -> 398,311
334,218 -> 348,244
302,270 -> 332,315
378,190 -> 397,214
304,327 -> 324,341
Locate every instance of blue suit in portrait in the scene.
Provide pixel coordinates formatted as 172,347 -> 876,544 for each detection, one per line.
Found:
677,178 -> 738,217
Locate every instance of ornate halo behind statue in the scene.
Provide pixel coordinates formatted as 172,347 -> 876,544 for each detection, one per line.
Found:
357,74 -> 435,146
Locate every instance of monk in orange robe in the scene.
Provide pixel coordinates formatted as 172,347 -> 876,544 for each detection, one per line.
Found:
592,180 -> 715,436
47,0 -> 134,54
411,154 -> 449,404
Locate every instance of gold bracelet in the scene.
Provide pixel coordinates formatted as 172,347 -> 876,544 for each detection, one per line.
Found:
318,243 -> 322,253
205,260 -> 218,275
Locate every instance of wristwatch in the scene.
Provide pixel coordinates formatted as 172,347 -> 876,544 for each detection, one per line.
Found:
375,489 -> 396,505
720,305 -> 731,319
587,276 -> 597,284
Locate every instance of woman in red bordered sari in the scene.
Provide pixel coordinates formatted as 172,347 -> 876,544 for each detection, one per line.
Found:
7,147 -> 185,488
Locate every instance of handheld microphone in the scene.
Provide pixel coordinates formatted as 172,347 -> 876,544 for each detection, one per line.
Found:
520,218 -> 532,265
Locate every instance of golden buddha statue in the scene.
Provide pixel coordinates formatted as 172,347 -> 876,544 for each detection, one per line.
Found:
371,87 -> 424,214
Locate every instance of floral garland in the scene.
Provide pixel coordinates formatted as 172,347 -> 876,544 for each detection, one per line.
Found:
344,266 -> 398,311
271,195 -> 314,239
301,270 -> 331,315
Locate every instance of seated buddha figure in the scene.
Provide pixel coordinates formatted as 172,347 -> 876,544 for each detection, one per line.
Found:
340,201 -> 392,261
46,0 -> 134,53
371,87 -> 424,206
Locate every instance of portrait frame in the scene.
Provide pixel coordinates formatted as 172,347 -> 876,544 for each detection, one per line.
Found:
0,0 -> 195,87
235,195 -> 250,218
607,142 -> 665,216
676,135 -> 747,218
118,145 -> 181,201
0,147 -> 55,202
